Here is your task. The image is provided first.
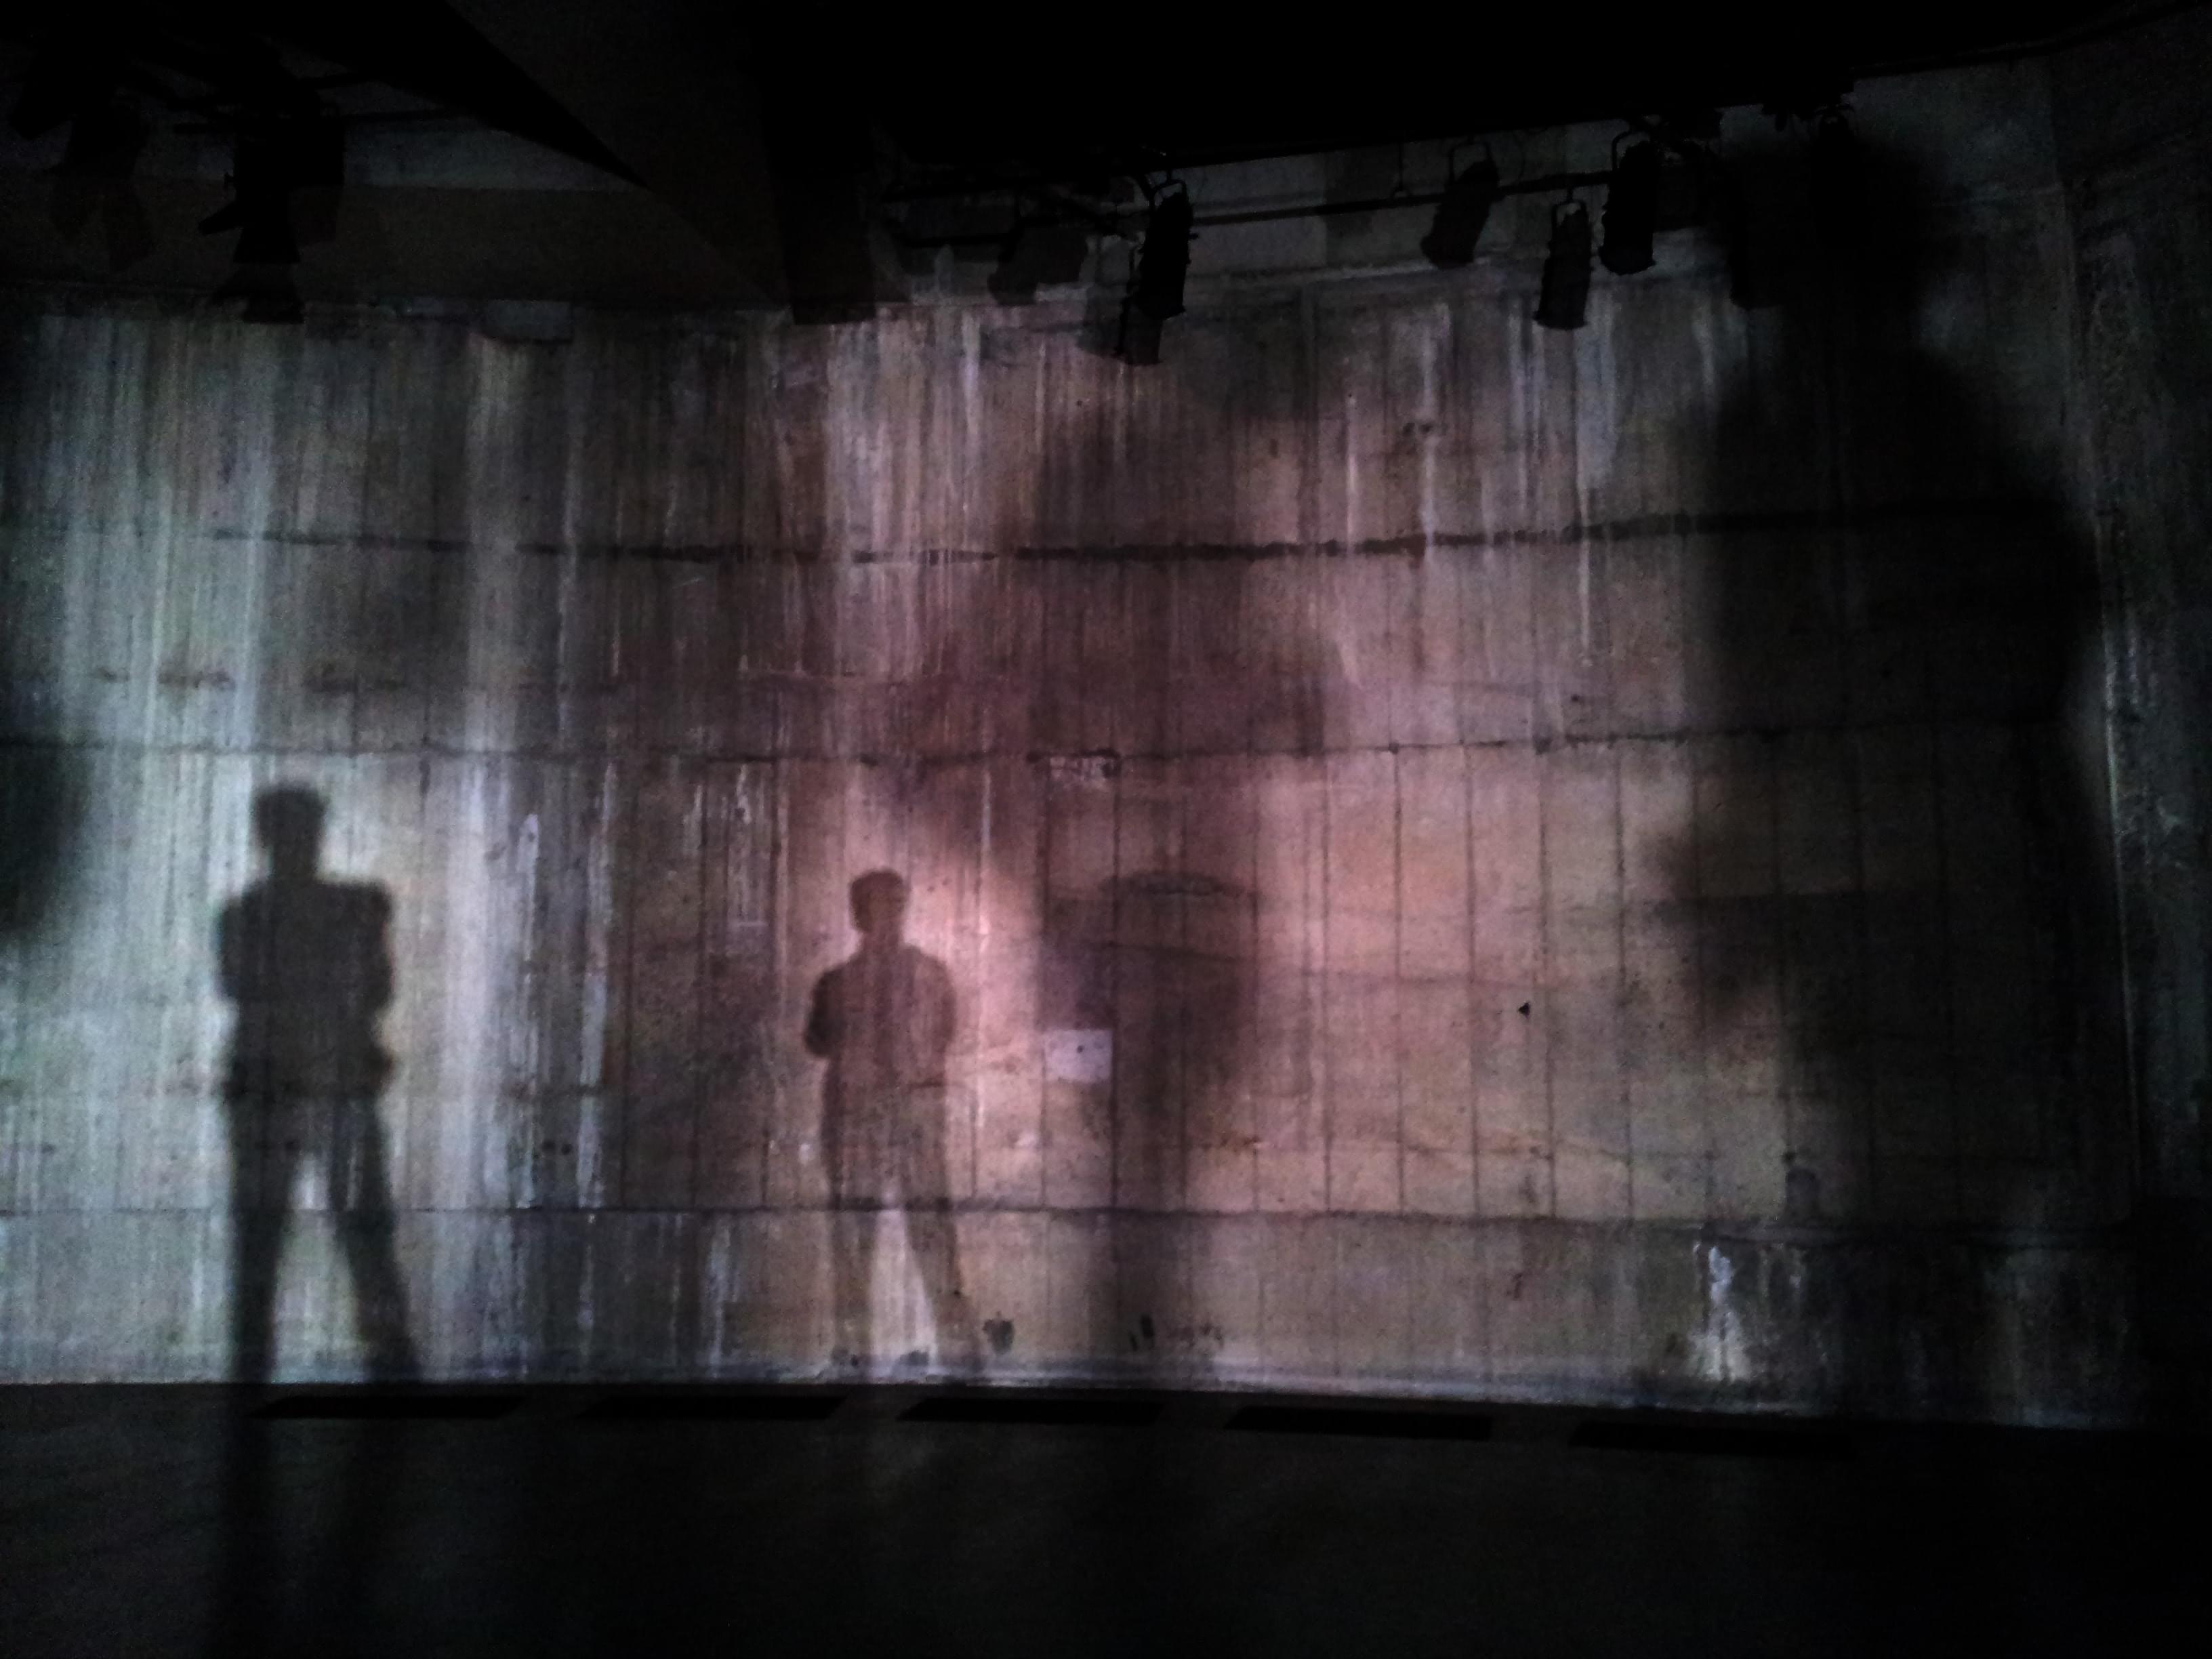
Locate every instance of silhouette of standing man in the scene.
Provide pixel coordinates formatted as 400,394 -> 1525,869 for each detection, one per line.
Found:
805,870 -> 979,1373
218,787 -> 417,1383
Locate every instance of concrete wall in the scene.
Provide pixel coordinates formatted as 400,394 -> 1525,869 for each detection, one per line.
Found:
2053,2 -> 2212,1419
0,64 -> 2155,1420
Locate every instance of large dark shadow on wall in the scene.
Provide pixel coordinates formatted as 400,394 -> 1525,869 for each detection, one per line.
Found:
0,744 -> 68,917
0,675 -> 76,941
806,869 -> 982,1374
208,785 -> 417,1656
0,563 -> 78,933
785,308 -> 1330,1391
0,321 -> 79,942
1019,312 -> 1333,1389
1686,143 -> 2125,1414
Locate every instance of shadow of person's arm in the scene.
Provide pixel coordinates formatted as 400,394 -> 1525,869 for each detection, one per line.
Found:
803,969 -> 836,1059
365,890 -> 393,1012
925,958 -> 956,1078
940,974 -> 957,1073
216,898 -> 246,1004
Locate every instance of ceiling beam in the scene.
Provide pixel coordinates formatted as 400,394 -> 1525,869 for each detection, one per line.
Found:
438,1 -> 786,301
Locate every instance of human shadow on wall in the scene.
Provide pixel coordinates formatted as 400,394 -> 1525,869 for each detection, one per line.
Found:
806,869 -> 982,1374
218,785 -> 418,1383
1683,142 -> 2125,1414
207,787 -> 417,1656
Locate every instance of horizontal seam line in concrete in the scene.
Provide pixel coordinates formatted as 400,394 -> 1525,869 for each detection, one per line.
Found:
0,497 -> 2055,565
0,714 -> 2076,768
0,1205 -> 2139,1241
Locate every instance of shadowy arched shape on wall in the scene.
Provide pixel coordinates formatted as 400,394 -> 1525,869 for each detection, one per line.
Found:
807,868 -> 981,1373
1684,142 -> 2127,1412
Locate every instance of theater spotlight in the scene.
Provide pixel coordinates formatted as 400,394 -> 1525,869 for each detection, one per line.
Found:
289,115 -> 346,248
990,213 -> 1090,305
1132,185 -> 1193,320
1715,165 -> 1780,310
199,112 -> 344,322
1808,107 -> 1864,250
199,127 -> 304,268
1534,200 -> 1592,330
989,213 -> 1038,304
1421,150 -> 1498,268
1599,137 -> 1658,275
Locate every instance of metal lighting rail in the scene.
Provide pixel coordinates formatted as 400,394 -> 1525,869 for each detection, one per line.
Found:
1186,168 -> 1617,230
890,168 -> 1620,250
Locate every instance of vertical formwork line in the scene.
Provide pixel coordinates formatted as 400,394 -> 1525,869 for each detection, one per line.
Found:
1929,718 -> 1965,1221
1393,741 -> 1408,1215
1108,735 -> 1124,1221
1246,675 -> 1263,1212
687,758 -> 705,1216
1466,669 -> 1484,1227
612,757 -> 635,1212
971,753 -> 987,1207
1616,745 -> 1633,1221
1847,716 -> 1877,1221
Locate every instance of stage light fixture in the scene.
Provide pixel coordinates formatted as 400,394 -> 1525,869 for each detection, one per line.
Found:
199,128 -> 302,268
1420,151 -> 1498,268
1808,108 -> 1864,251
1114,302 -> 1163,367
1715,165 -> 1784,310
990,214 -> 1090,306
989,213 -> 1038,304
1599,138 -> 1658,275
289,116 -> 346,248
1534,200 -> 1592,330
199,112 -> 344,321
1132,186 -> 1193,320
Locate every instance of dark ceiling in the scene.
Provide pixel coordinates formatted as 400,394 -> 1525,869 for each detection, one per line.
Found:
0,2 -> 2171,311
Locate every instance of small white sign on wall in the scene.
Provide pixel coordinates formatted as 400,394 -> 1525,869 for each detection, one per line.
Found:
1043,1028 -> 1113,1085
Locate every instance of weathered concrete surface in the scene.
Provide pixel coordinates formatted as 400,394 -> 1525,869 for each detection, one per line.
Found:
0,64 -> 2162,1420
2053,2 -> 2212,1419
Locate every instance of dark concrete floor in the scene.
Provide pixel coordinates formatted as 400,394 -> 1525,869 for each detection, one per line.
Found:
2,1385 -> 2202,1658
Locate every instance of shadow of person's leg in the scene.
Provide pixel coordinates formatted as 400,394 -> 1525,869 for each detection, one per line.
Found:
300,1097 -> 417,1656
830,1206 -> 879,1376
903,1088 -> 982,1376
332,1095 -> 419,1383
211,1101 -> 290,1658
906,1204 -> 982,1377
825,1086 -> 884,1375
227,1101 -> 289,1389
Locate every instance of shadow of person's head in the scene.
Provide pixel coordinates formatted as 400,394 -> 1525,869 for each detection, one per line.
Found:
850,869 -> 908,945
253,787 -> 325,884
